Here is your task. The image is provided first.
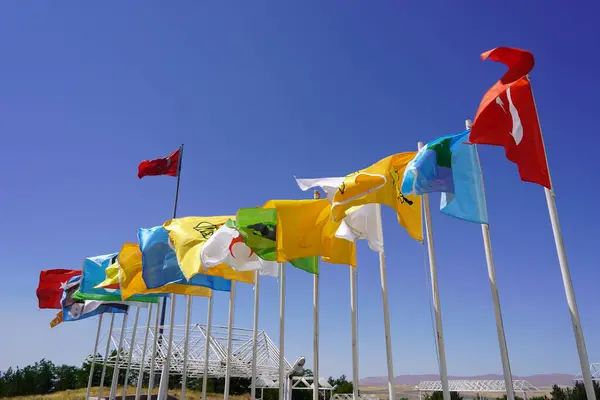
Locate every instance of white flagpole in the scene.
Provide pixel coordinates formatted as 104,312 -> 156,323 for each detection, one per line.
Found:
278,263 -> 286,400
313,190 -> 321,400
224,282 -> 237,400
135,304 -> 153,400
147,300 -> 161,398
418,141 -> 450,400
98,313 -> 116,400
86,314 -> 103,400
181,295 -> 193,399
350,266 -> 359,400
464,119 -> 516,400
122,307 -> 141,400
158,295 -> 177,400
202,295 -> 214,400
110,312 -> 129,399
529,85 -> 596,400
251,270 -> 260,400
374,204 -> 396,400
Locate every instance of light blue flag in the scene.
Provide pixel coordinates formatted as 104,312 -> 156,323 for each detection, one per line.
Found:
401,130 -> 488,224
139,226 -> 232,292
62,275 -> 128,322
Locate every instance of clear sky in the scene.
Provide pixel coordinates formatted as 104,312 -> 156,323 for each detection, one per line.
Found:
1,1 -> 599,380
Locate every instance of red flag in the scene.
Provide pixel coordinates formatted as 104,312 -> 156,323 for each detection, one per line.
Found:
470,47 -> 551,189
37,269 -> 81,309
137,149 -> 180,179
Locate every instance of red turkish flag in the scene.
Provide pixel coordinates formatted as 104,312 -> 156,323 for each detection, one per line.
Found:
37,269 -> 81,309
137,149 -> 180,179
470,47 -> 551,189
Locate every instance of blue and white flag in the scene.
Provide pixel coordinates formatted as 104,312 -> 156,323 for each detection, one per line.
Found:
62,275 -> 127,322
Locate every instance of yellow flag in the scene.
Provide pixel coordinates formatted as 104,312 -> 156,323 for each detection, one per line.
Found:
50,311 -> 63,328
332,152 -> 423,242
117,242 -> 212,299
163,217 -> 255,284
94,262 -> 120,289
263,199 -> 356,266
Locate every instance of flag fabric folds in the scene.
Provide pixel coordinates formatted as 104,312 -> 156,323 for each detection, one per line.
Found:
137,149 -> 180,179
37,269 -> 81,309
74,253 -> 160,303
140,226 -> 232,292
261,199 -> 356,267
201,220 -> 279,277
469,47 -> 550,189
296,152 -> 423,242
402,130 -> 488,224
334,204 -> 384,253
163,217 -> 255,284
118,242 -> 211,299
58,275 -> 127,326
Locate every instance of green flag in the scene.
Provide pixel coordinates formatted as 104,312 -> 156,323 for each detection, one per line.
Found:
236,208 -> 318,274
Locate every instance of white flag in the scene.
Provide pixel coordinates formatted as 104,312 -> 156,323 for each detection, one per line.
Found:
201,223 -> 279,278
296,177 -> 384,253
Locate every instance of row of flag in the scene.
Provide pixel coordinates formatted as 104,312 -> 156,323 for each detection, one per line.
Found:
36,46 -> 547,328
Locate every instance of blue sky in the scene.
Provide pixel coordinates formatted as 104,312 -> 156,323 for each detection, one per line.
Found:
1,1 -> 599,379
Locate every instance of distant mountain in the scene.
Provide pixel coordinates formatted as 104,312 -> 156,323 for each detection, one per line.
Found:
360,373 -> 576,387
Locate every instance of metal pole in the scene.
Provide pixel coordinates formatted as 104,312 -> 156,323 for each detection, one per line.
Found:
98,313 -> 115,400
110,312 -> 129,400
374,204 -> 396,400
158,295 -> 177,400
350,267 -> 359,400
278,263 -> 286,400
181,295 -> 193,399
466,118 -> 516,400
419,141 -> 450,400
224,282 -> 236,400
529,82 -> 596,400
202,295 -> 214,400
147,300 -> 161,399
313,190 -> 321,400
135,304 -> 153,400
122,307 -> 141,400
86,314 -> 103,400
251,270 -> 261,400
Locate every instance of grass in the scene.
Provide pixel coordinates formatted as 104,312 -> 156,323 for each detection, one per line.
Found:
2,386 -> 251,399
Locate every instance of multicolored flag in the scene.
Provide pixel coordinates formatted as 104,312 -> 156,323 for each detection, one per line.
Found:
37,269 -> 81,309
296,152 -> 423,242
469,47 -> 550,189
402,130 -> 488,224
137,148 -> 180,179
163,217 -> 255,284
201,220 -> 279,277
260,200 -> 356,267
140,226 -> 232,292
73,253 -> 160,303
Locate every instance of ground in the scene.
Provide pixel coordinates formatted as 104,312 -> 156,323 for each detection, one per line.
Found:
1,387 -> 250,400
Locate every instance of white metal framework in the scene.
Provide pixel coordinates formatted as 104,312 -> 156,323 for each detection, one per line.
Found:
417,380 -> 539,393
332,395 -> 379,400
100,324 -> 293,378
574,363 -> 600,382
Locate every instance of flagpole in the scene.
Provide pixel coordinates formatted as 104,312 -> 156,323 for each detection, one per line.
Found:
251,270 -> 260,400
202,295 -> 214,400
86,314 -> 103,400
224,282 -> 236,400
135,304 -> 153,400
350,266 -> 359,400
181,295 -> 193,399
158,295 -> 177,400
278,263 -> 286,400
313,190 -> 321,400
147,300 -> 161,398
418,141 -> 451,400
98,313 -> 115,400
529,84 -> 596,400
122,307 -> 141,400
110,312 -> 129,400
374,204 -> 396,400
464,119 -> 516,400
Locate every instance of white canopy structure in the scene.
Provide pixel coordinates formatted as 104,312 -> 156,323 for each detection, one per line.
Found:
418,380 -> 539,395
100,323 -> 293,378
574,363 -> 600,382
